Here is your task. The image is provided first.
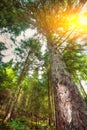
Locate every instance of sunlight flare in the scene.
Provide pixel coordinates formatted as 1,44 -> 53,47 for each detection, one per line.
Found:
66,12 -> 87,30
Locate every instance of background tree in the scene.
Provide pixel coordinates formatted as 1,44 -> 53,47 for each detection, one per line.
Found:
3,38 -> 42,123
62,41 -> 87,100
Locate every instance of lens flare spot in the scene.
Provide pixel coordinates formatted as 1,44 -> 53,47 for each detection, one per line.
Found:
79,14 -> 87,25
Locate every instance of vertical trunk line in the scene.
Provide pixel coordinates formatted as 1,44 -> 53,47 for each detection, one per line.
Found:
48,42 -> 87,130
3,49 -> 31,123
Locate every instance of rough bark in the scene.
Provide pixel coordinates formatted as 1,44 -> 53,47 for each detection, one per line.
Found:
48,43 -> 87,130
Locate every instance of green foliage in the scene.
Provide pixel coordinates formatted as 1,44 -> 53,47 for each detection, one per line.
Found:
62,41 -> 87,100
0,67 -> 16,90
19,74 -> 48,118
0,0 -> 29,35
14,38 -> 42,70
0,66 -> 6,87
6,118 -> 31,130
62,41 -> 87,81
9,22 -> 29,36
46,125 -> 51,130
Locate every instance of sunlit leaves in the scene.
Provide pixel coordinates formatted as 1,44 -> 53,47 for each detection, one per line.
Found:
62,41 -> 87,82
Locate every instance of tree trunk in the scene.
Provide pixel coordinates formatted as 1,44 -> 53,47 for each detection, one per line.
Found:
3,50 -> 31,123
48,43 -> 87,130
3,88 -> 21,123
47,71 -> 53,126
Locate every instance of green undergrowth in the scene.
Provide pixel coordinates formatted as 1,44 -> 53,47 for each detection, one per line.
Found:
0,117 -> 54,130
6,118 -> 30,130
0,116 -> 55,130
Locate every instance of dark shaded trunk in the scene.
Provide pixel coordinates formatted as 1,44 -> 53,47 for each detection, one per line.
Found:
47,71 -> 53,126
3,88 -> 21,123
48,43 -> 87,130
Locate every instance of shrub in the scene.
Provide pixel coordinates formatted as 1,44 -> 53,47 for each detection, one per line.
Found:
6,118 -> 30,130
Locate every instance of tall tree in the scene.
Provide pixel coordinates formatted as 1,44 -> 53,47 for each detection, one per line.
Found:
24,1 -> 87,130
3,38 -> 42,123
21,1 -> 87,130
43,51 -> 55,126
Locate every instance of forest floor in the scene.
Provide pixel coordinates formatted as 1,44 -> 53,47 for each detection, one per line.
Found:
0,109 -> 55,130
0,124 -> 9,130
0,118 -> 54,130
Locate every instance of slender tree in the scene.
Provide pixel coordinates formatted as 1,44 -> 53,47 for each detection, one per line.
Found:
43,51 -> 54,126
3,39 -> 42,123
